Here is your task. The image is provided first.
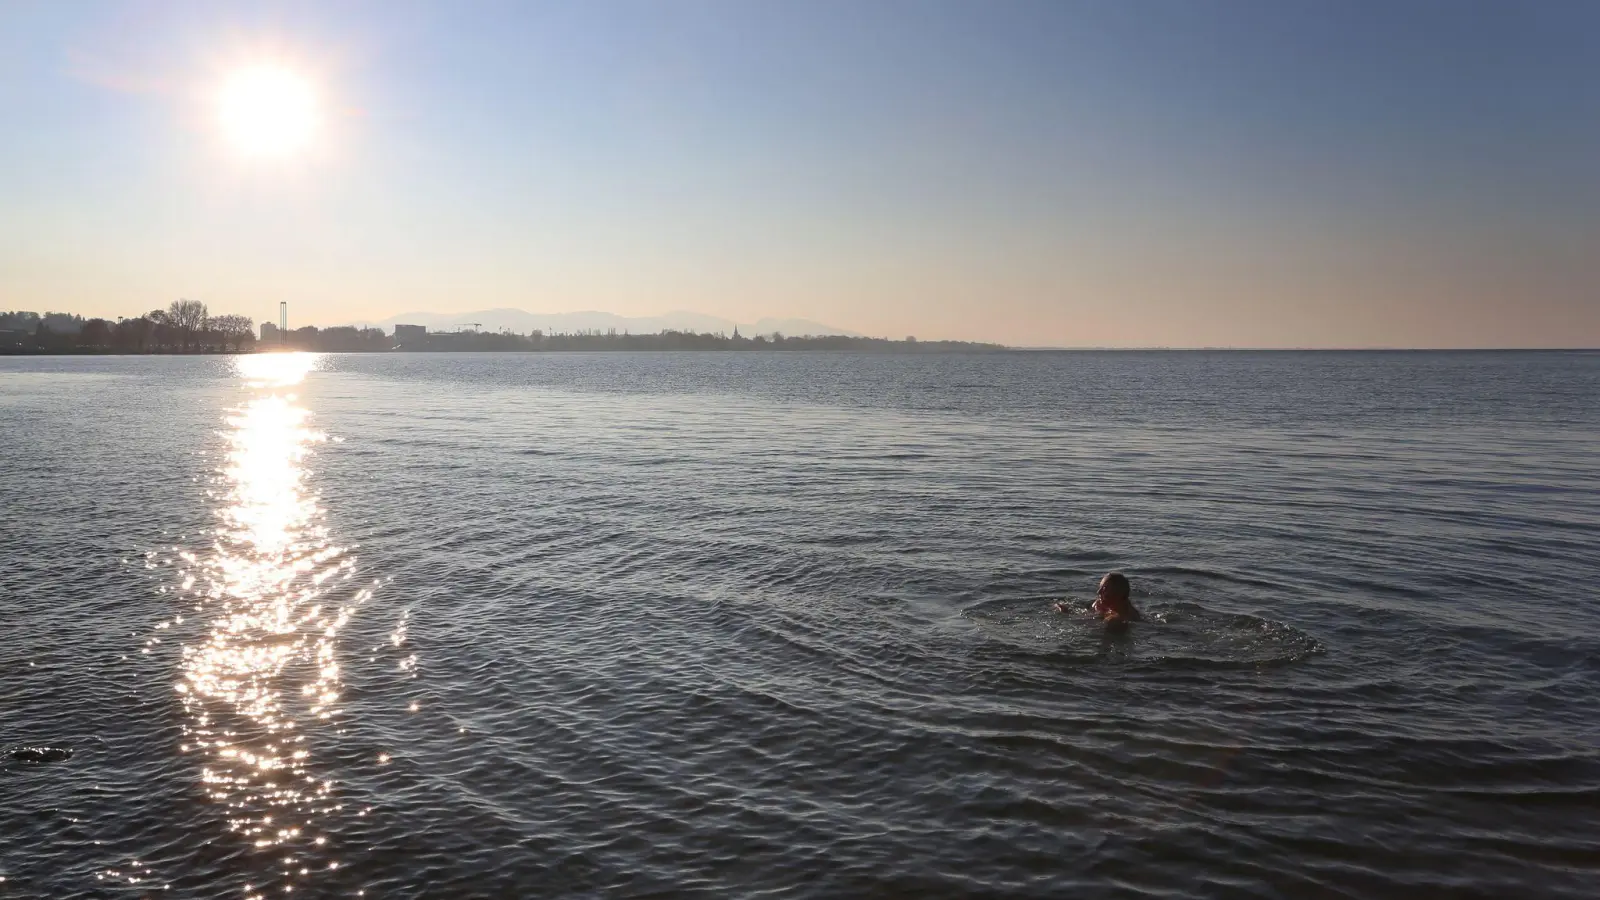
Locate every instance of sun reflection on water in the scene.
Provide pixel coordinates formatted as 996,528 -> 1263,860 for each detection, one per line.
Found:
174,353 -> 367,890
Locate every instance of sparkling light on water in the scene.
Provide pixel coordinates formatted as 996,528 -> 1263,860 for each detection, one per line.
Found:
174,353 -> 367,889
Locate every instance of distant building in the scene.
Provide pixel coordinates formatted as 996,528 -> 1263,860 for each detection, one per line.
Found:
394,323 -> 427,346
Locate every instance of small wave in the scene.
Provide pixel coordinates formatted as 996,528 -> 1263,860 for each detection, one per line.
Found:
4,745 -> 74,764
1137,566 -> 1294,593
964,596 -> 1322,669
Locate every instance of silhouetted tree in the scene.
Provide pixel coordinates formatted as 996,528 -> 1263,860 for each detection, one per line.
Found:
41,312 -> 85,334
31,318 -> 74,352
80,318 -> 113,349
168,299 -> 208,351
112,316 -> 154,353
0,310 -> 41,332
210,314 -> 255,352
145,309 -> 173,351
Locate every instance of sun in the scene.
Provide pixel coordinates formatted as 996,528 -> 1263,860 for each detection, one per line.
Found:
216,66 -> 321,158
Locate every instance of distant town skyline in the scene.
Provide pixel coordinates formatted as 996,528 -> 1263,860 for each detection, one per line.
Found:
2,1 -> 1597,348
269,305 -> 866,341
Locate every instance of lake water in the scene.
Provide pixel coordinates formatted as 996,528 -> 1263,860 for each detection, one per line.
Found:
2,350 -> 1597,898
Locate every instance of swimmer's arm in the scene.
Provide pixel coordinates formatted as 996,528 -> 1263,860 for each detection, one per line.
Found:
1101,611 -> 1137,630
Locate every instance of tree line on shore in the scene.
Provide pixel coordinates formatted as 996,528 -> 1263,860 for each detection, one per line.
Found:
3,304 -> 1006,354
265,326 -> 1002,352
1,301 -> 255,353
383,328 -> 1005,352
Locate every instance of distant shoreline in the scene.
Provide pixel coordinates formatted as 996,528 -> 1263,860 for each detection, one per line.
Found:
1,330 -> 1007,355
4,346 -> 1595,357
0,346 -> 1009,357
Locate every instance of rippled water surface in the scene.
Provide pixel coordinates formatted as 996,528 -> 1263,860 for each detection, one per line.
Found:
3,350 -> 1598,898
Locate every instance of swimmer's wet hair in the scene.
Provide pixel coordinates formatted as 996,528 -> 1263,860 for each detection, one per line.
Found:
1101,572 -> 1130,598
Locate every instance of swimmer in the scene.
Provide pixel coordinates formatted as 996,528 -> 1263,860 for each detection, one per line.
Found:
1055,572 -> 1142,626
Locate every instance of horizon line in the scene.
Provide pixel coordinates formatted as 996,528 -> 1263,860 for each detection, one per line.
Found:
1013,344 -> 1600,351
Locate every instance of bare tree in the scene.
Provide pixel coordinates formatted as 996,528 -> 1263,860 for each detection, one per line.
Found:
168,299 -> 208,352
210,314 -> 255,352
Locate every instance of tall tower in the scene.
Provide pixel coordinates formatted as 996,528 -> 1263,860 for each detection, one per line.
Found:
279,302 -> 288,345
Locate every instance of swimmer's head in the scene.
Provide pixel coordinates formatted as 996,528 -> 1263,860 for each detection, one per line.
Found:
1098,572 -> 1131,602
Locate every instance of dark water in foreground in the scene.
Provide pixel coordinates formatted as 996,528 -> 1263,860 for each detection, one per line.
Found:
2,350 -> 1597,899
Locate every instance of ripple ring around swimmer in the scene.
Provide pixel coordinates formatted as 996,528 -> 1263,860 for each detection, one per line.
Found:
964,596 -> 1324,669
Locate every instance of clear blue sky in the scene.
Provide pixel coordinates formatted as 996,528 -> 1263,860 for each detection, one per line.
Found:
1,0 -> 1595,346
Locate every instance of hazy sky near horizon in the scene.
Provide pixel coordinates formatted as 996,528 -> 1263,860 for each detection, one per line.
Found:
1,0 -> 1596,347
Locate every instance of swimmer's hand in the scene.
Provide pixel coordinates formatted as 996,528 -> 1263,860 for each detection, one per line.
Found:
1053,601 -> 1075,614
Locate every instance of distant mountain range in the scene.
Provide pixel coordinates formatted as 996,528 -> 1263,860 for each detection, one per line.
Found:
365,308 -> 859,338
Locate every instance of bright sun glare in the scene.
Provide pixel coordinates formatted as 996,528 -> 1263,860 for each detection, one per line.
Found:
216,66 -> 321,158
